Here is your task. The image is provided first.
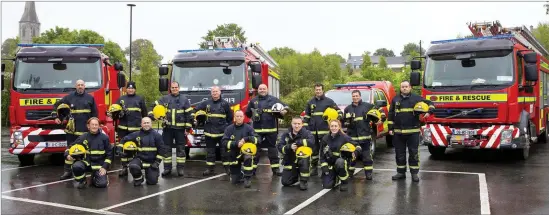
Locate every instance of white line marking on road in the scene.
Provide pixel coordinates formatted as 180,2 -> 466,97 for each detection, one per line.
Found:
100,173 -> 226,211
187,159 -> 272,166
1,169 -> 123,194
373,168 -> 481,175
479,173 -> 491,215
1,164 -> 43,171
2,195 -> 124,215
283,169 -> 362,215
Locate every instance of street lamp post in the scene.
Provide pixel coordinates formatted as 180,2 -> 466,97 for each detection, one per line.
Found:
127,3 -> 136,81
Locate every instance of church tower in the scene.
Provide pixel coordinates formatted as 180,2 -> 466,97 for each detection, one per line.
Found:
19,1 -> 40,44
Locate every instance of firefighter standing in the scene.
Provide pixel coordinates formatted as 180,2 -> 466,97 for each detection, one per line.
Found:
245,83 -> 288,176
120,117 -> 165,186
193,86 -> 234,176
303,83 -> 343,176
67,117 -> 112,189
148,82 -> 193,177
222,110 -> 257,188
55,80 -> 98,180
278,116 -> 315,190
342,90 -> 385,180
109,81 -> 148,177
388,80 -> 434,182
320,120 -> 357,191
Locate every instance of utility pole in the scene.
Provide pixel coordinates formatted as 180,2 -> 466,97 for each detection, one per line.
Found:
544,1 -> 548,15
127,3 -> 136,81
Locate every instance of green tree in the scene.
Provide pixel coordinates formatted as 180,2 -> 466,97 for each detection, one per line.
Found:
373,48 -> 395,57
361,52 -> 372,69
400,42 -> 426,56
378,56 -> 388,68
199,23 -> 247,49
532,22 -> 549,57
268,47 -> 297,59
125,39 -> 163,69
133,41 -> 162,107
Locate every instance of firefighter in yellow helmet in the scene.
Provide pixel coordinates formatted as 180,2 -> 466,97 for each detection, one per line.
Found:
342,90 -> 386,180
278,116 -> 315,190
320,120 -> 358,191
221,110 -> 257,188
67,117 -> 112,189
303,83 -> 343,177
112,81 -> 148,177
120,117 -> 166,186
54,79 -> 98,180
388,80 -> 434,182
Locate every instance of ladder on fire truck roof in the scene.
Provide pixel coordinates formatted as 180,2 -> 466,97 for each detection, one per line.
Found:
211,36 -> 278,68
467,20 -> 549,56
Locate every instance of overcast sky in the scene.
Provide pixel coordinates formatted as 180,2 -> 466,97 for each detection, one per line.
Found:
2,1 -> 548,63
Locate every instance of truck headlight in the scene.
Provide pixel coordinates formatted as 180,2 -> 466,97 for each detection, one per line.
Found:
13,130 -> 23,144
422,128 -> 432,143
500,129 -> 513,145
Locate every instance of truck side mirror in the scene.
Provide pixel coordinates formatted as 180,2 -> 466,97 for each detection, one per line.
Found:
410,71 -> 421,86
252,75 -> 262,89
159,66 -> 169,76
117,72 -> 127,88
376,100 -> 387,107
523,52 -> 537,64
250,64 -> 261,73
114,62 -> 123,71
411,60 -> 422,70
525,64 -> 538,82
159,77 -> 169,92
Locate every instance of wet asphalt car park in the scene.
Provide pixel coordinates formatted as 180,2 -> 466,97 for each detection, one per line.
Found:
2,128 -> 549,215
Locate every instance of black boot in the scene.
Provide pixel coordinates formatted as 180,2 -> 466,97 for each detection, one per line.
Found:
133,177 -> 144,186
272,168 -> 282,177
391,173 -> 406,180
224,166 -> 231,175
177,168 -> 185,177
60,171 -> 72,180
299,181 -> 308,190
310,167 -> 318,177
119,168 -> 128,177
76,180 -> 87,189
365,172 -> 373,180
244,177 -> 251,188
340,180 -> 348,191
162,169 -> 171,177
411,174 -> 419,182
230,174 -> 242,184
203,167 -> 215,176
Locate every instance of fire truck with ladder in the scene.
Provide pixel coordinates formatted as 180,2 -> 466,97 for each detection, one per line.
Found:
410,21 -> 549,160
156,36 -> 281,157
2,44 -> 128,165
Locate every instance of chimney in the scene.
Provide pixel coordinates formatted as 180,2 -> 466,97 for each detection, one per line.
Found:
530,25 -> 534,32
348,53 -> 351,60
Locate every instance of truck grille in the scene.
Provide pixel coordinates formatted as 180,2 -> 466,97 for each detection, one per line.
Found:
26,110 -> 53,120
433,108 -> 498,119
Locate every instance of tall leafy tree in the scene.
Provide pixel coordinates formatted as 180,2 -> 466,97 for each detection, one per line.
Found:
199,23 -> 247,49
373,48 -> 395,57
532,22 -> 549,58
400,42 -> 426,56
133,41 -> 162,107
124,39 -> 163,69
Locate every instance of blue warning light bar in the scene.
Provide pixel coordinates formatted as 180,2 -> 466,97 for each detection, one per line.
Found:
430,34 -> 514,45
178,48 -> 243,53
334,83 -> 375,88
17,43 -> 105,47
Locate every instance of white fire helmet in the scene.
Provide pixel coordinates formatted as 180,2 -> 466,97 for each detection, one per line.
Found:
271,103 -> 285,112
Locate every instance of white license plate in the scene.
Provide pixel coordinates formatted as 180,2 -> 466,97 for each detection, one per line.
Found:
451,129 -> 476,136
194,129 -> 204,135
48,142 -> 67,148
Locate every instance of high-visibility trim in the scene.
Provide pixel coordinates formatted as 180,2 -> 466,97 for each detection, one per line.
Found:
65,160 -> 74,165
176,157 -> 186,163
284,165 -> 293,169
255,128 -> 277,133
74,174 -> 85,180
518,97 -> 536,102
117,125 -> 140,131
311,112 -> 324,116
270,163 -> 280,168
126,107 -> 141,112
387,121 -> 393,124
364,166 -> 373,170
351,136 -> 371,140
71,109 -> 91,114
156,155 -> 163,160
394,128 -> 420,134
321,162 -> 328,167
91,165 -> 102,170
204,132 -> 224,138
243,166 -> 254,170
90,150 -> 105,155
302,139 -> 307,147
207,114 -> 226,118
206,162 -> 215,166
396,108 -> 414,113
139,147 -> 157,151
104,159 -> 112,164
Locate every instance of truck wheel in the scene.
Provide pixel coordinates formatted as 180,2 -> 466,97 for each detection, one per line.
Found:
370,137 -> 376,158
529,121 -> 539,144
428,145 -> 445,159
386,135 -> 393,148
539,118 -> 548,144
18,154 -> 35,166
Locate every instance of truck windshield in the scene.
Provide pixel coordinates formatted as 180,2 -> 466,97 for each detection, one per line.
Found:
424,50 -> 514,88
173,60 -> 245,91
325,90 -> 371,106
13,57 -> 102,91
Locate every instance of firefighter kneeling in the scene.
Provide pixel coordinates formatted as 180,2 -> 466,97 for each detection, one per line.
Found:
320,120 -> 357,191
278,116 -> 315,190
222,110 -> 257,188
120,117 -> 165,186
67,117 -> 112,189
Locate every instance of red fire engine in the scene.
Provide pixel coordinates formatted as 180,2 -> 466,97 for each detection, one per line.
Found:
157,36 -> 280,151
2,44 -> 127,165
410,21 -> 549,160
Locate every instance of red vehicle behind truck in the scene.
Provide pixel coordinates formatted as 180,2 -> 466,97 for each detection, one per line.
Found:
410,21 -> 549,160
2,44 -> 128,165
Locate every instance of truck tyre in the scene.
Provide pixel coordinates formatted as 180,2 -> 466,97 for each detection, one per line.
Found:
539,116 -> 548,144
516,146 -> 530,160
370,137 -> 377,158
18,154 -> 35,166
386,135 -> 393,148
529,121 -> 539,144
428,145 -> 445,159
49,153 -> 65,166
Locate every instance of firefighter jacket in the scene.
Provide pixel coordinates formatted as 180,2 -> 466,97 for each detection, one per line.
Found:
245,94 -> 288,134
319,131 -> 355,166
388,93 -> 435,134
149,93 -> 193,130
193,96 -> 233,138
343,100 -> 381,141
277,127 -> 315,155
65,131 -> 113,170
54,91 -> 98,136
115,94 -> 148,132
222,123 -> 257,150
303,95 -> 342,135
120,129 -> 165,165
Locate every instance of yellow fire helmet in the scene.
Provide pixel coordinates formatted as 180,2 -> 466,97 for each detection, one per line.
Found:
413,102 -> 430,113
123,141 -> 138,151
194,110 -> 207,124
69,144 -> 87,160
240,142 -> 257,156
152,105 -> 167,120
57,103 -> 71,120
367,109 -> 382,122
322,107 -> 339,122
296,146 -> 313,158
340,142 -> 356,153
108,104 -> 124,120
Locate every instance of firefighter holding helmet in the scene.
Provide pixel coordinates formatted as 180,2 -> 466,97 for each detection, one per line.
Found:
320,120 -> 358,191
192,86 -> 234,176
388,80 -> 435,182
278,116 -> 315,190
245,83 -> 289,176
148,81 -> 193,177
303,83 -> 343,177
67,117 -> 112,189
221,110 -> 257,188
53,79 -> 98,180
342,90 -> 385,180
109,81 -> 148,177
119,117 -> 166,186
